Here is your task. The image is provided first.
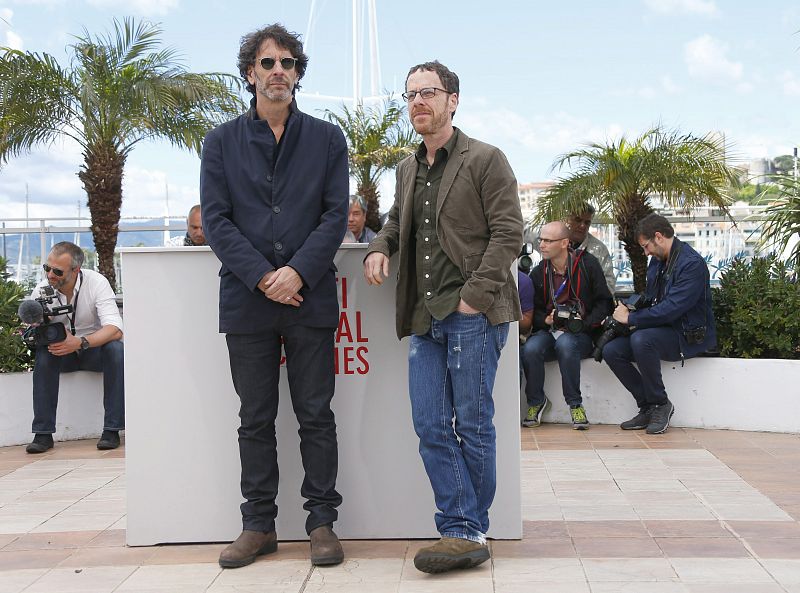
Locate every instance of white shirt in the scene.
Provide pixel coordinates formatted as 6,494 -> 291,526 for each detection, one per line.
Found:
31,268 -> 123,337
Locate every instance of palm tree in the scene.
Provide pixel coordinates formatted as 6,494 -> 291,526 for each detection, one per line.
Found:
324,98 -> 418,232
758,173 -> 800,268
0,18 -> 243,290
535,127 -> 740,292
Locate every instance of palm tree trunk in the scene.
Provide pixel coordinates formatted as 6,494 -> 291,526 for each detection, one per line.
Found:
358,182 -> 382,232
78,142 -> 125,292
615,193 -> 653,294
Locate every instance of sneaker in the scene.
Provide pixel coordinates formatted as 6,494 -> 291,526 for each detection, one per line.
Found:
97,430 -> 120,450
570,405 -> 589,430
620,406 -> 653,430
413,537 -> 490,574
646,400 -> 675,434
522,399 -> 550,428
26,433 -> 54,454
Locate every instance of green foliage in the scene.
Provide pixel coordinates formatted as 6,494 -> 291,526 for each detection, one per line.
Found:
0,257 -> 34,373
757,174 -> 800,268
713,254 -> 800,359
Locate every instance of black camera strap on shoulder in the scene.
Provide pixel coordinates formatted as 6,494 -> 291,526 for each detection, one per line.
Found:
55,271 -> 83,336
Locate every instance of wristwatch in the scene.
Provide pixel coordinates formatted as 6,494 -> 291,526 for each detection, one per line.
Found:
80,337 -> 90,351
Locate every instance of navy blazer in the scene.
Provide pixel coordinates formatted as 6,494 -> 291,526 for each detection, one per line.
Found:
628,237 -> 717,357
200,99 -> 349,333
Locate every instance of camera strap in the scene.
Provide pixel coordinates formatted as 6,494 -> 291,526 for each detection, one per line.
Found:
55,271 -> 83,336
546,250 -> 584,307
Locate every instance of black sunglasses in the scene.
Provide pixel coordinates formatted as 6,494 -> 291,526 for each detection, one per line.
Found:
260,57 -> 298,71
43,263 -> 67,277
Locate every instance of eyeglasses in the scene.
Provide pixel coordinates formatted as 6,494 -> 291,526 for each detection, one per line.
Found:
259,56 -> 298,71
401,87 -> 449,102
638,238 -> 654,250
538,237 -> 568,244
42,263 -> 67,277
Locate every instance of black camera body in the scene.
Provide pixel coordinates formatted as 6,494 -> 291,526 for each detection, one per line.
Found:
518,242 -> 534,274
554,302 -> 584,334
22,286 -> 74,348
684,326 -> 707,345
592,293 -> 652,362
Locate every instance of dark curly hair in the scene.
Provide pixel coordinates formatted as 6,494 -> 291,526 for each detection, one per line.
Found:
405,60 -> 460,119
237,24 -> 309,97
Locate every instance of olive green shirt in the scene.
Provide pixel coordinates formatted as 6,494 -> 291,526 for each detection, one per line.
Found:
410,130 -> 463,335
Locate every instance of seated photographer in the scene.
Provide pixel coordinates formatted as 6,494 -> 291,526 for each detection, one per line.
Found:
602,214 -> 716,435
521,222 -> 613,429
23,241 -> 124,453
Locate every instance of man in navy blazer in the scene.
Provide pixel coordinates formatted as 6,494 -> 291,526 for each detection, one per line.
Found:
603,214 -> 716,434
200,24 -> 348,569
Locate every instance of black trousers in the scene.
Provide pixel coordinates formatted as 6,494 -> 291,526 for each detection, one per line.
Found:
226,326 -> 342,535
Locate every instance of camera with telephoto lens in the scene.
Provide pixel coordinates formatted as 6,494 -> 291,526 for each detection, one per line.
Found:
21,286 -> 74,348
592,293 -> 652,362
518,243 -> 534,274
553,302 -> 584,334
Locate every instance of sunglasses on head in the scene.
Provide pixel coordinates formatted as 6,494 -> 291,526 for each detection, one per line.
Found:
42,263 -> 67,277
260,56 -> 298,71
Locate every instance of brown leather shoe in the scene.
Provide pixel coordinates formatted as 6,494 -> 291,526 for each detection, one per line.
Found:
309,524 -> 344,566
413,537 -> 490,574
219,530 -> 277,568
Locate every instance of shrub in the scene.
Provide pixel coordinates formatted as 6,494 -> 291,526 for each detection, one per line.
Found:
713,254 -> 800,359
0,257 -> 34,373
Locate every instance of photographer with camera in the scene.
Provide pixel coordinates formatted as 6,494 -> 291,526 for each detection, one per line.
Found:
521,222 -> 613,429
602,214 -> 716,434
21,242 -> 124,453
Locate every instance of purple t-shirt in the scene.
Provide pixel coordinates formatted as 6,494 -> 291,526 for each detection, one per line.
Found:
517,270 -> 534,313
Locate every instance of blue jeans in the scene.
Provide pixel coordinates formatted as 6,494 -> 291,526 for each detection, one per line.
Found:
408,312 -> 509,544
32,341 -> 125,434
602,327 -> 682,408
521,330 -> 593,408
226,326 -> 342,535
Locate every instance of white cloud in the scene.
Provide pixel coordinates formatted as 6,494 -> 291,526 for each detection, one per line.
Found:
5,30 -> 23,50
86,0 -> 179,16
684,35 -> 743,84
0,7 -> 13,21
780,71 -> 800,97
644,0 -> 718,16
661,75 -> 681,94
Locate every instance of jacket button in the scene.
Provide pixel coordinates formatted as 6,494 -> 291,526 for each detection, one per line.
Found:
275,242 -> 283,251
267,175 -> 273,182
273,206 -> 281,214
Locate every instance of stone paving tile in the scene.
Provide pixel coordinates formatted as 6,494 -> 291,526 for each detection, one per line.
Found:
581,558 -> 678,582
668,558 -> 775,583
729,521 -> 800,539
0,548 -> 74,570
744,538 -> 800,559
644,521 -> 733,538
566,521 -> 650,539
573,536 -> 663,558
491,537 -> 576,558
0,567 -> 49,593
2,530 -> 101,551
23,565 -> 137,593
655,537 -> 751,558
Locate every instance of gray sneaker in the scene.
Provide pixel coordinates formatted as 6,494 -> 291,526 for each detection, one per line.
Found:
646,400 -> 675,434
522,398 -> 550,428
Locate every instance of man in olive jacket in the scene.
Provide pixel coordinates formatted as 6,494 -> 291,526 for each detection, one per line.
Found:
364,60 -> 523,574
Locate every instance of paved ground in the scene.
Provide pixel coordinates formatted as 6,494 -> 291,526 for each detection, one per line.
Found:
2,425 -> 800,592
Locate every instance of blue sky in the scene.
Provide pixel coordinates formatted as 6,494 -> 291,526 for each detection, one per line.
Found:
1,0 -> 799,221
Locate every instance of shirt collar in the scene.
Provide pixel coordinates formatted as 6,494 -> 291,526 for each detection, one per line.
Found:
415,128 -> 460,163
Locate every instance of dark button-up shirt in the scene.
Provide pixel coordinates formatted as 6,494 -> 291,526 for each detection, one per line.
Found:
410,130 -> 463,335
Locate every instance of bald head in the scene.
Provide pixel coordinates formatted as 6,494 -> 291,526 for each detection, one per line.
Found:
542,221 -> 569,238
539,221 -> 570,261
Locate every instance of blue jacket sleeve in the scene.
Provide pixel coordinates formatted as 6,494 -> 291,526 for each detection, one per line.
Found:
629,257 -> 705,329
200,128 -> 274,291
285,127 -> 349,290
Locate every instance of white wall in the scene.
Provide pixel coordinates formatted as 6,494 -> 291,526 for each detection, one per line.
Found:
0,371 -> 104,447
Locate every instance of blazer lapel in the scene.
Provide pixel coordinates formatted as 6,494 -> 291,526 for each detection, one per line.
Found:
436,132 -> 468,218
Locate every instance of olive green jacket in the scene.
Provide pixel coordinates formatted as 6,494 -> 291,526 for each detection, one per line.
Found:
368,129 -> 524,339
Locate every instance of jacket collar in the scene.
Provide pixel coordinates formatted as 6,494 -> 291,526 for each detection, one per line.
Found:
245,96 -> 301,121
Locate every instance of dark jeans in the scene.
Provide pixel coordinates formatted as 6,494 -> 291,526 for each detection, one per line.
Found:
602,327 -> 682,408
226,326 -> 342,535
32,340 -> 125,434
521,330 -> 593,407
